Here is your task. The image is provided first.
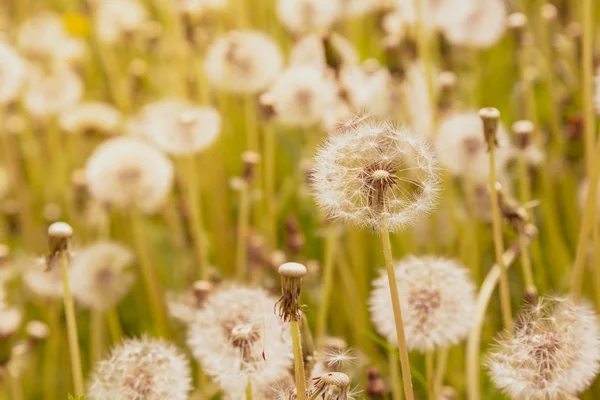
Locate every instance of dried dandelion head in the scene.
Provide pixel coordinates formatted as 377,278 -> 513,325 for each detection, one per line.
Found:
204,31 -> 283,94
186,286 -> 292,394
311,115 -> 440,231
128,99 -> 221,155
24,66 -> 83,118
369,256 -> 476,352
167,280 -> 214,324
311,372 -> 353,400
277,0 -> 341,35
88,336 -> 192,400
0,41 -> 27,105
94,0 -> 149,44
70,241 -> 135,312
262,65 -> 338,127
276,262 -> 307,322
59,102 -> 122,135
435,112 -> 511,180
85,137 -> 174,214
487,297 -> 600,399
443,0 -> 507,48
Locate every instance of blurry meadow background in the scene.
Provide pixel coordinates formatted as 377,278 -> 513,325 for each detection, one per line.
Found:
1,0 -> 600,399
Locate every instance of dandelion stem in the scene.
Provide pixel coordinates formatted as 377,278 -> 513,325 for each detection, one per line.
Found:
7,369 -> 23,400
43,302 -> 59,400
245,380 -> 253,400
291,320 -> 307,400
516,153 -> 537,296
90,309 -> 104,365
315,225 -> 337,346
381,218 -> 415,400
106,308 -> 122,343
389,350 -> 402,400
426,351 -> 435,399
263,123 -> 277,247
59,252 -> 84,396
488,140 -> 513,331
235,182 -> 251,281
130,210 -> 169,336
434,348 -> 448,395
182,155 -> 208,280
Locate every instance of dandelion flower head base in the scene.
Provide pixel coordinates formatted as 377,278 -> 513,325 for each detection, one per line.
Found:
311,116 -> 440,231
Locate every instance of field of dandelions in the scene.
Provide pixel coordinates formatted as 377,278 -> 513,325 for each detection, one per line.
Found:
2,0 -> 600,399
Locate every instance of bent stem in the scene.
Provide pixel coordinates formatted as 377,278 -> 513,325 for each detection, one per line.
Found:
466,230 -> 535,400
291,320 -> 307,400
381,218 -> 415,400
315,225 -> 338,346
59,253 -> 84,396
488,142 -> 513,331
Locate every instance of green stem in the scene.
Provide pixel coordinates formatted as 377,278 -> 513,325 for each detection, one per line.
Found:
59,253 -> 84,396
245,380 -> 253,400
90,309 -> 103,366
263,123 -> 277,248
182,155 -> 208,280
235,183 -> 251,281
426,351 -> 435,399
315,225 -> 337,347
434,348 -> 448,395
43,302 -> 58,400
381,218 -> 415,400
291,320 -> 307,400
106,308 -> 122,343
389,350 -> 402,400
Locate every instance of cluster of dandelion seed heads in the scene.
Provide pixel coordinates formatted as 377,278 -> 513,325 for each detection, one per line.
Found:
369,255 -> 476,352
85,137 -> 174,214
204,30 -> 283,94
311,116 -> 440,231
277,0 -> 341,35
186,286 -> 292,394
88,336 -> 191,400
487,297 -> 600,399
70,241 -> 135,312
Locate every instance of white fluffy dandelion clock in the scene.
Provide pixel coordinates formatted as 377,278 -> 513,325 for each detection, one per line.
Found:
128,99 -> 222,155
186,286 -> 292,395
277,0 -> 341,35
88,337 -> 192,400
369,256 -> 476,352
487,297 -> 600,399
85,137 -> 174,214
204,31 -> 283,94
94,0 -> 149,45
0,41 -> 27,105
311,116 -> 440,231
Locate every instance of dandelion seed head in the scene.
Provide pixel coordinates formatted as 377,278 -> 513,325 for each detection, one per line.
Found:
487,297 -> 600,399
0,307 -> 23,338
402,62 -> 436,139
290,33 -> 358,69
88,336 -> 192,400
340,62 -> 398,117
59,102 -> 122,135
0,41 -> 27,105
23,256 -> 63,299
95,0 -> 149,44
205,31 -> 283,94
435,112 -> 511,180
311,116 -> 440,231
128,99 -> 221,155
443,0 -> 507,48
369,256 -> 476,352
24,66 -> 83,118
262,65 -> 338,127
85,137 -> 174,214
70,241 -> 135,312
186,285 -> 292,395
277,0 -> 341,35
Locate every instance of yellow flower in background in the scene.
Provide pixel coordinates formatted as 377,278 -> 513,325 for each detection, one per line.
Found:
63,12 -> 89,37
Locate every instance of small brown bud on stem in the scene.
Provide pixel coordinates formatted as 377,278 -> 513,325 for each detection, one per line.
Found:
276,262 -> 307,322
479,107 -> 501,150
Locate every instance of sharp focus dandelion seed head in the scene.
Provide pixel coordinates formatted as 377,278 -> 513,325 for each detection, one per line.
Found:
277,0 -> 341,35
204,30 -> 283,94
435,112 -> 512,180
88,336 -> 192,400
70,241 -> 135,312
369,256 -> 476,352
262,65 -> 338,127
85,137 -> 174,214
94,0 -> 149,45
127,99 -> 222,155
487,297 -> 600,399
311,115 -> 441,231
186,286 -> 292,395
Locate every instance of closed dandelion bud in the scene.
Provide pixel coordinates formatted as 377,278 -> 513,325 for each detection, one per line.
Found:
46,222 -> 73,271
366,367 -> 386,397
512,120 -> 534,150
369,256 -> 476,352
242,151 -> 261,183
541,4 -> 558,22
191,280 -> 214,306
436,71 -> 457,111
277,262 -> 307,322
487,297 -> 600,399
312,115 -> 440,231
71,169 -> 89,213
479,107 -> 501,149
508,12 -> 527,46
88,337 -> 192,400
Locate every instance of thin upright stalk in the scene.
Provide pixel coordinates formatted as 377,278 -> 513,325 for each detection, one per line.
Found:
59,253 -> 84,396
389,350 -> 402,400
291,320 -> 307,400
434,348 -> 449,395
315,226 -> 337,346
182,155 -> 208,279
130,210 -> 169,336
7,371 -> 23,400
381,218 -> 415,400
263,123 -> 277,247
245,380 -> 253,400
43,303 -> 59,400
581,0 -> 595,176
90,309 -> 104,365
106,308 -> 122,343
516,155 -> 537,295
488,143 -> 513,331
426,351 -> 435,399
235,183 -> 251,281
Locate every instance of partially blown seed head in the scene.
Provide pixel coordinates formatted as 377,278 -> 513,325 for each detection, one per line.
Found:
88,336 -> 192,400
487,297 -> 600,399
369,255 -> 476,352
277,0 -> 341,35
311,115 -> 440,231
